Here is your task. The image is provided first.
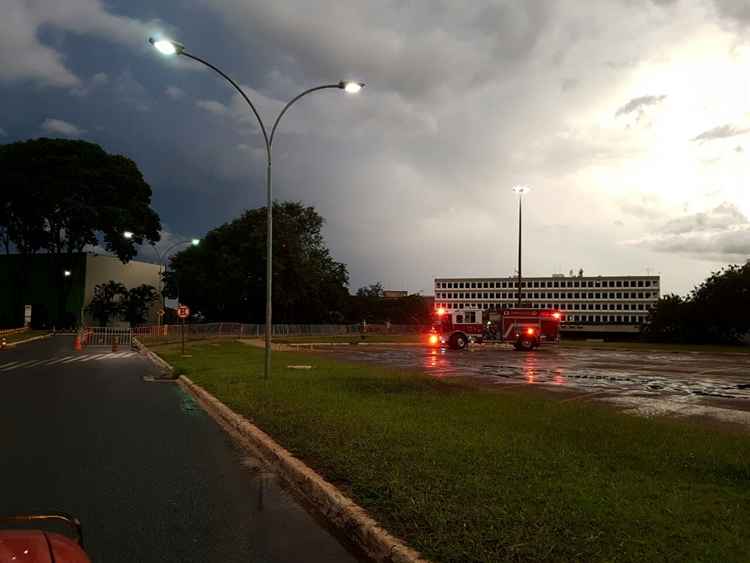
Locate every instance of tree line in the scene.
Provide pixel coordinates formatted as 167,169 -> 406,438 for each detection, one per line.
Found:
644,263 -> 750,344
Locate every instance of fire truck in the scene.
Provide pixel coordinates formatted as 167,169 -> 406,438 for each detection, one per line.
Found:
428,307 -> 562,350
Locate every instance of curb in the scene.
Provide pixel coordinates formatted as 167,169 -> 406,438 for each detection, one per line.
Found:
179,375 -> 428,563
132,337 -> 175,377
4,334 -> 52,348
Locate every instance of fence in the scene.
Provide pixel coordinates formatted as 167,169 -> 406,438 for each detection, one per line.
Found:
132,322 -> 429,341
81,327 -> 133,347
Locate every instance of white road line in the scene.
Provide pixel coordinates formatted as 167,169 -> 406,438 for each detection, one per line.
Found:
45,356 -> 76,365
0,361 -> 21,370
59,356 -> 85,364
0,361 -> 24,371
3,360 -> 39,370
80,354 -> 108,362
20,360 -> 48,369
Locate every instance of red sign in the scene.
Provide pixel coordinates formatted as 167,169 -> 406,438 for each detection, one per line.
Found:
177,305 -> 190,319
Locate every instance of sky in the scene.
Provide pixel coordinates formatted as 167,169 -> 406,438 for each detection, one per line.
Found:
1,0 -> 748,296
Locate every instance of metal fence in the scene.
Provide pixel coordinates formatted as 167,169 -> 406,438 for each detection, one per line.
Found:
81,327 -> 133,347
0,327 -> 28,337
132,322 -> 428,340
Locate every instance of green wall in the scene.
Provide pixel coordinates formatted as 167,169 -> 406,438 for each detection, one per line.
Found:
0,253 -> 86,329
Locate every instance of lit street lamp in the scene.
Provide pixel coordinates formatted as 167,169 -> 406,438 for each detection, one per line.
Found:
149,36 -> 364,379
512,186 -> 530,307
123,232 -> 200,330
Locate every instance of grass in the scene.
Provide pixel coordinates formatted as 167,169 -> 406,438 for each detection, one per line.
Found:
154,341 -> 750,562
2,330 -> 49,344
138,333 -> 423,347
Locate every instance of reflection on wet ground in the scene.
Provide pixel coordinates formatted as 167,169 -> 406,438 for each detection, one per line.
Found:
324,344 -> 750,426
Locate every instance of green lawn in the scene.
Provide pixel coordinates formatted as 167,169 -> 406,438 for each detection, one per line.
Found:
154,341 -> 750,563
2,330 -> 48,344
275,334 -> 422,344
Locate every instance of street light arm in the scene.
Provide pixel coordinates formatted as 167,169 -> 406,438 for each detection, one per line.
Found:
269,84 -> 342,147
182,51 -> 271,156
162,239 -> 196,261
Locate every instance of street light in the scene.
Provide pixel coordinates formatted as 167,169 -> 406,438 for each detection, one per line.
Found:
149,36 -> 364,380
123,232 -> 201,331
511,186 -> 530,307
63,270 -> 72,277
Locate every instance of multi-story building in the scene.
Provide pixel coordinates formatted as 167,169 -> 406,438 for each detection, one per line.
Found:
433,275 -> 660,331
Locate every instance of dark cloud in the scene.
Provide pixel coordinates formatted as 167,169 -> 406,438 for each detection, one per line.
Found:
626,203 -> 750,259
691,123 -> 750,142
615,95 -> 667,117
712,0 -> 750,26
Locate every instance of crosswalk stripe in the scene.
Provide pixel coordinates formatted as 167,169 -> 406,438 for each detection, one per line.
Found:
3,360 -> 37,370
60,356 -> 85,364
0,361 -> 22,370
80,354 -> 108,362
0,361 -> 24,371
19,360 -> 47,369
45,356 -> 76,365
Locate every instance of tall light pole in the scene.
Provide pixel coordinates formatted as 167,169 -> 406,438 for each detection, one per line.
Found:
149,37 -> 364,380
512,186 -> 530,307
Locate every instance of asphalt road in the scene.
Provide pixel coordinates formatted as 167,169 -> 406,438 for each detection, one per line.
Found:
0,336 -> 363,563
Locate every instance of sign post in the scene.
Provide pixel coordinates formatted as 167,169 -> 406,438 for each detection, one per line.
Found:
177,305 -> 190,355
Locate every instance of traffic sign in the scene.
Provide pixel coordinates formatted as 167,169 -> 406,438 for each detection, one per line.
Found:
177,305 -> 190,319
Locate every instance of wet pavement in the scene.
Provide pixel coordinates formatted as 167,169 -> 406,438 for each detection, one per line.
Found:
323,344 -> 750,427
0,336 -> 364,563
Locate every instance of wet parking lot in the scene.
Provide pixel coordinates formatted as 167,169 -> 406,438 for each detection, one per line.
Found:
321,344 -> 750,427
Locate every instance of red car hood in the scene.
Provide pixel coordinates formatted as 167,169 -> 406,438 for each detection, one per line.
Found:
0,531 -> 90,563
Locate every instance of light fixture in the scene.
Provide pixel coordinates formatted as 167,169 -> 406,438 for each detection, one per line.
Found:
148,37 -> 185,56
63,270 -> 72,277
191,238 -> 200,246
340,81 -> 364,94
512,185 -> 531,195
123,231 -> 134,239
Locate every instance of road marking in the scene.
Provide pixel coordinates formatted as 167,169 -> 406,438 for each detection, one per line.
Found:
0,361 -> 22,370
79,354 -> 109,362
60,356 -> 86,364
5,360 -> 40,370
19,360 -> 48,369
0,361 -> 24,371
45,356 -> 76,365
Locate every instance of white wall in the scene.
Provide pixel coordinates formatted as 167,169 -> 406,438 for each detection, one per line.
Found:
83,255 -> 162,326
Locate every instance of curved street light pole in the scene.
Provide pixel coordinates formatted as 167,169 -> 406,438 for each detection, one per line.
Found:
150,38 -> 363,379
148,239 -> 200,332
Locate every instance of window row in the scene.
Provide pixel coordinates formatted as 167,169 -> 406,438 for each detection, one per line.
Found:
436,291 -> 658,300
435,302 -> 652,311
436,279 -> 657,290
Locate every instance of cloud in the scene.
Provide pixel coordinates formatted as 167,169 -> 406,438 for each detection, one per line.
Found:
0,0 -> 160,87
0,127 -> 6,137
196,99 -> 229,115
165,86 -> 185,100
69,71 -> 109,97
615,95 -> 667,117
41,118 -> 86,137
712,0 -> 750,27
113,70 -> 151,112
691,123 -> 750,142
624,203 -> 750,259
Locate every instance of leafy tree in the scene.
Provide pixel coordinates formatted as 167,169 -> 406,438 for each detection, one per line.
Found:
123,284 -> 159,327
644,263 -> 750,344
0,138 -> 162,325
356,283 -> 384,298
85,281 -> 127,327
165,202 -> 349,323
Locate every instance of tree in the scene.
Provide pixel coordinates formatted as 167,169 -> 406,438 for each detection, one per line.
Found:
165,202 -> 349,323
356,283 -> 384,298
644,263 -> 750,344
123,284 -> 159,327
0,138 -> 162,325
85,281 -> 127,327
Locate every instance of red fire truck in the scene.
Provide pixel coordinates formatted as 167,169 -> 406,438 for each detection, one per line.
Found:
428,307 -> 562,350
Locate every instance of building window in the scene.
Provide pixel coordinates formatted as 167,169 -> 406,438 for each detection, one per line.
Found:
483,282 -> 488,288
616,292 -> 622,299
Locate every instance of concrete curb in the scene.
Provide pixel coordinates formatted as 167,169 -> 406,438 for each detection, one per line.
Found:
132,337 -> 175,377
179,375 -> 428,563
4,334 -> 52,347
